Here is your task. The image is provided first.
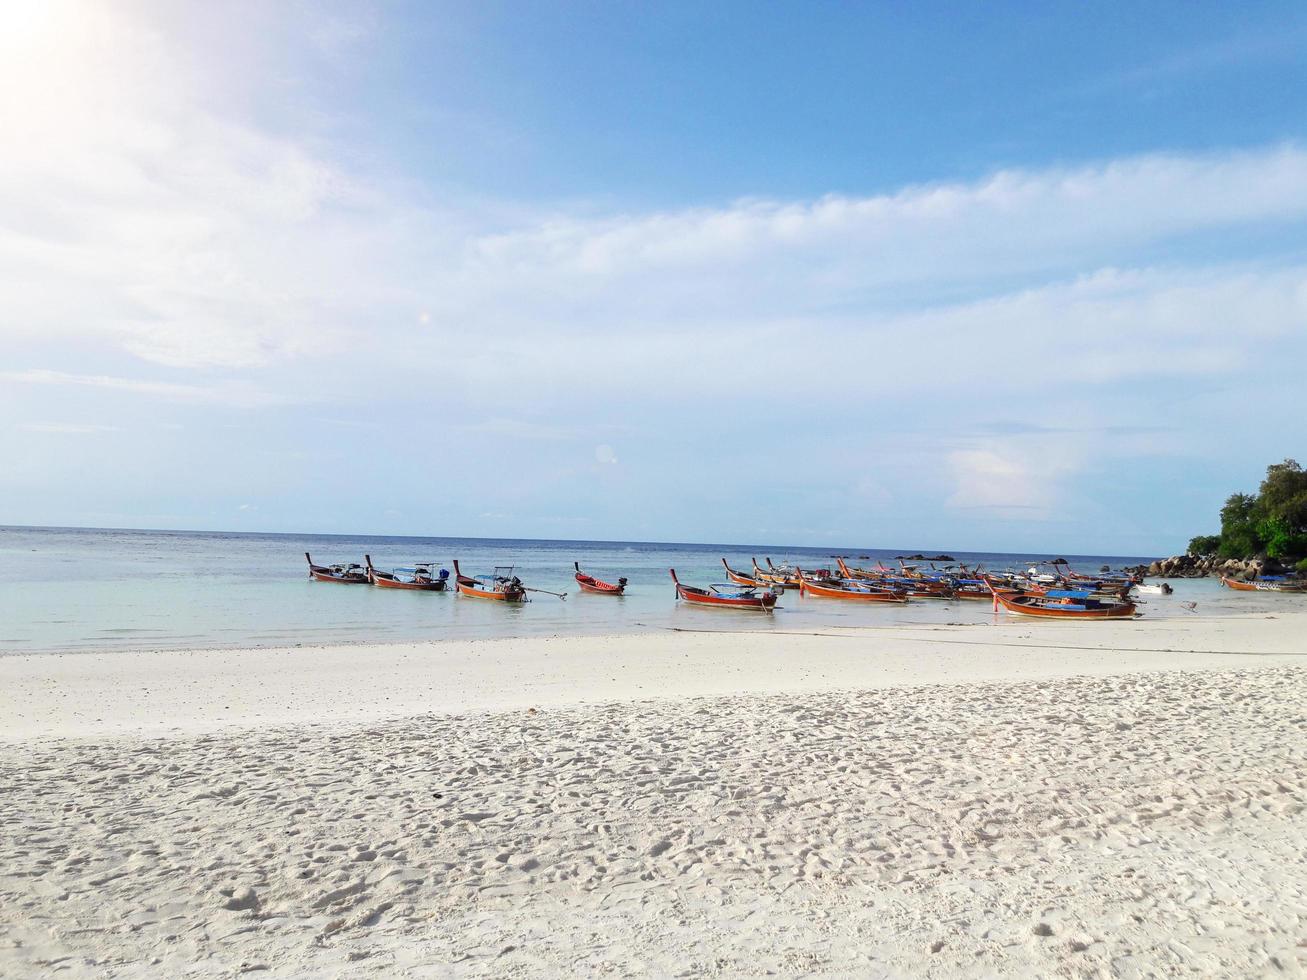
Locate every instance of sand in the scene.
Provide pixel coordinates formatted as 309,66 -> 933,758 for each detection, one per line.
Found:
1,612 -> 1305,976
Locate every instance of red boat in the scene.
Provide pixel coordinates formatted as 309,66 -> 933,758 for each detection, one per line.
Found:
365,555 -> 450,591
574,562 -> 627,595
992,587 -> 1136,619
453,560 -> 527,601
721,558 -> 765,587
306,552 -> 369,584
670,568 -> 777,610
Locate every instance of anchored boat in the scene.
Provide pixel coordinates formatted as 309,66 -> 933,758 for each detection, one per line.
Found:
670,568 -> 777,610
305,552 -> 369,584
453,560 -> 528,601
1219,575 -> 1307,593
365,555 -> 450,591
797,571 -> 908,603
721,558 -> 766,587
574,562 -> 627,595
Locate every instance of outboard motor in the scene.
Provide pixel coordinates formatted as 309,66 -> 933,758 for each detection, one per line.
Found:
618,577 -> 628,587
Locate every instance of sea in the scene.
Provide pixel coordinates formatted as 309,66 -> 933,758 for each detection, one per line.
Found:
0,526 -> 1237,655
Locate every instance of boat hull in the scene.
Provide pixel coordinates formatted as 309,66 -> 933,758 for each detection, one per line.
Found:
306,554 -> 368,584
798,579 -> 907,602
671,568 -> 776,609
576,575 -> 624,595
372,574 -> 447,591
677,586 -> 777,609
994,590 -> 1136,619
456,581 -> 525,601
1220,575 -> 1305,593
722,559 -> 765,587
309,568 -> 368,583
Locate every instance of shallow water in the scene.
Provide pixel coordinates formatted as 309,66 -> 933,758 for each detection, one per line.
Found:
0,526 -> 1283,654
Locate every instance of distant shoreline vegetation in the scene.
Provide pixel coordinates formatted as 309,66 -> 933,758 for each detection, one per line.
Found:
1187,459 -> 1307,574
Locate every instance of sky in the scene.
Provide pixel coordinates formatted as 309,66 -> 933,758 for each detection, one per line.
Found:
2,0 -> 1306,555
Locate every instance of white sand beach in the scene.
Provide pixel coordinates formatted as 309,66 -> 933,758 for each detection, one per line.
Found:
2,612 -> 1305,977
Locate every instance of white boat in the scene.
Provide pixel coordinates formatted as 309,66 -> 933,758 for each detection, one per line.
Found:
1134,582 -> 1173,595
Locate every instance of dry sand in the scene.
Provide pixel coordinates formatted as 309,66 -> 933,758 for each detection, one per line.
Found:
1,612 -> 1305,976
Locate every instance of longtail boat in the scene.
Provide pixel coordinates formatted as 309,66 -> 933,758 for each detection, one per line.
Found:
1219,575 -> 1307,593
834,558 -> 954,599
453,560 -> 528,601
992,588 -> 1136,619
752,558 -> 797,589
670,568 -> 777,610
365,555 -> 450,591
722,558 -> 765,587
797,572 -> 908,602
574,562 -> 627,595
947,578 -> 995,600
305,552 -> 369,584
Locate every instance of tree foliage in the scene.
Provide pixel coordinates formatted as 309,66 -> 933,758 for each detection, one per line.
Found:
1204,460 -> 1307,560
1187,534 -> 1221,556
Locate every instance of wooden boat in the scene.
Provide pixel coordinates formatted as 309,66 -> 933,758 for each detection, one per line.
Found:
797,573 -> 908,602
670,568 -> 777,610
365,555 -> 450,591
948,578 -> 995,600
834,558 -> 953,598
305,552 -> 369,584
993,588 -> 1137,619
1219,575 -> 1307,593
574,562 -> 627,595
752,558 -> 797,589
769,557 -> 822,584
453,560 -> 527,601
722,558 -> 765,587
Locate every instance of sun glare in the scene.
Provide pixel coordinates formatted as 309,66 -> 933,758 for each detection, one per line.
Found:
0,0 -> 67,51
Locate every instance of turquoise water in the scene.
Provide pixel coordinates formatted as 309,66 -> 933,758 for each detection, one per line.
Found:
0,526 -> 1249,654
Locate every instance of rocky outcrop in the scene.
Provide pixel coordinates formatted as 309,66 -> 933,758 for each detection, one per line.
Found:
1145,554 -> 1290,580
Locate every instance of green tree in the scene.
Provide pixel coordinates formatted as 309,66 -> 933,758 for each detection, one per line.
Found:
1187,534 -> 1220,555
1256,459 -> 1307,554
1218,492 -> 1263,558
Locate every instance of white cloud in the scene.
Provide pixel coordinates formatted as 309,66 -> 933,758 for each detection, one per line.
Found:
1,370 -> 283,408
15,422 -> 120,435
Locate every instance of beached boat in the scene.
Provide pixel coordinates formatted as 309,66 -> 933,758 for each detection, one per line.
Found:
574,562 -> 627,595
797,573 -> 908,602
365,555 -> 450,591
305,552 -> 369,584
453,560 -> 527,601
722,558 -> 766,587
993,588 -> 1137,619
670,568 -> 777,610
1219,575 -> 1307,593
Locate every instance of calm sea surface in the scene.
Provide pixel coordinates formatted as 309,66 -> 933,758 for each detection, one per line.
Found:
0,526 -> 1256,654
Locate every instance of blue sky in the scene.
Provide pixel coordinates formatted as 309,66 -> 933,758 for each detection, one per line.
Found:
2,0 -> 1306,554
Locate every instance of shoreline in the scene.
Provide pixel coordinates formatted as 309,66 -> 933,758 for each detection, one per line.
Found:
4,611 -> 1304,741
